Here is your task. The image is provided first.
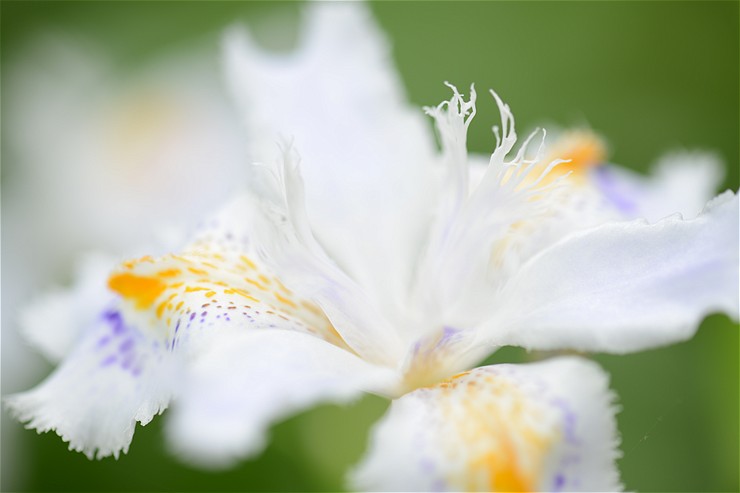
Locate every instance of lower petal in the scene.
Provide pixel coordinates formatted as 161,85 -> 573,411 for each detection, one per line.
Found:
5,307 -> 174,459
350,357 -> 622,492
165,328 -> 397,468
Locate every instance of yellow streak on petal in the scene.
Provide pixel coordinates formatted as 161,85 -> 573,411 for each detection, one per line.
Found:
429,371 -> 555,491
184,286 -> 210,293
274,292 -> 297,309
245,278 -> 268,291
108,273 -> 166,310
223,288 -> 260,303
239,255 -> 257,270
257,274 -> 272,285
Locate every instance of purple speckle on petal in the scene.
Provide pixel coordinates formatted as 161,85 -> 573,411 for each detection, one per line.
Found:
118,338 -> 135,353
189,312 -> 196,321
100,355 -> 117,367
430,479 -> 446,492
436,325 -> 461,348
551,398 -> 579,445
121,356 -> 134,370
103,309 -> 127,335
97,336 -> 111,348
553,473 -> 566,492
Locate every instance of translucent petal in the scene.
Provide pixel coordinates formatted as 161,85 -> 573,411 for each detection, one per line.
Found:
592,151 -> 724,221
245,147 -> 405,365
223,2 -> 437,331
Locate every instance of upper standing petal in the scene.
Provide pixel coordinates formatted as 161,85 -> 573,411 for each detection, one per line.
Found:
484,191 -> 739,353
351,357 -> 622,492
223,2 -> 437,328
244,146 -> 406,366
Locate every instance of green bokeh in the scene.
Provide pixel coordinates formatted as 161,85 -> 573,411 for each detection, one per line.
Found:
2,1 -> 738,491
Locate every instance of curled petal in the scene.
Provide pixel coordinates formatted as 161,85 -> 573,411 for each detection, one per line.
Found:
351,357 -> 622,492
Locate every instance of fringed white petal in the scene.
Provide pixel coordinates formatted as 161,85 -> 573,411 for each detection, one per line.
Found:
245,145 -> 406,366
5,194 -> 371,460
486,191 -> 739,353
222,2 -> 437,332
412,87 -> 569,330
166,328 -> 397,468
351,357 -> 622,492
6,306 -> 175,459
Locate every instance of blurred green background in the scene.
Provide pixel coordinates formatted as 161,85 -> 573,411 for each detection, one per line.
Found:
1,1 -> 737,491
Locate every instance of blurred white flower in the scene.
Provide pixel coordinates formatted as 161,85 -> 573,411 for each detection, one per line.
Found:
1,33 -> 248,488
3,34 -> 247,383
6,3 -> 738,492
4,35 -> 247,275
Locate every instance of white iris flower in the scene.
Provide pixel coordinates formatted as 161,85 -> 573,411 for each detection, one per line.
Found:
7,4 -> 738,492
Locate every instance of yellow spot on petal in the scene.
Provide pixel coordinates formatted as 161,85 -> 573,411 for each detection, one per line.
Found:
184,286 -> 210,293
108,273 -> 166,310
157,268 -> 181,278
188,267 -> 209,276
245,278 -> 268,291
300,301 -> 323,317
274,292 -> 297,309
240,255 -> 257,270
223,288 -> 260,303
257,274 -> 271,285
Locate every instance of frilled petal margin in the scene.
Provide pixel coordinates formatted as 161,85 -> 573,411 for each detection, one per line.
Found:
486,191 -> 739,353
166,328 -> 395,468
350,357 -> 621,492
6,194 -> 398,463
5,307 -> 175,459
